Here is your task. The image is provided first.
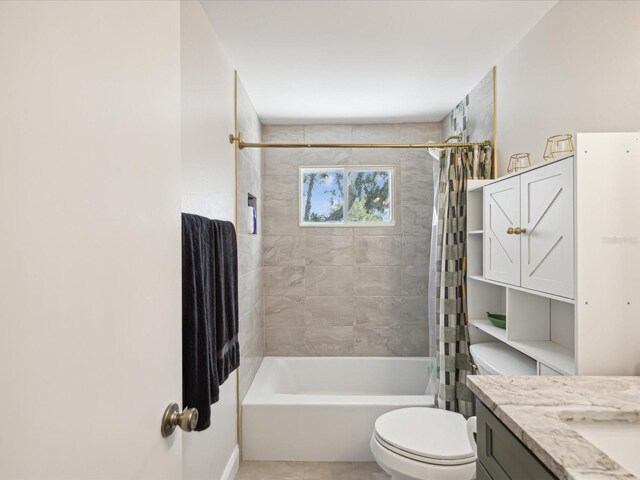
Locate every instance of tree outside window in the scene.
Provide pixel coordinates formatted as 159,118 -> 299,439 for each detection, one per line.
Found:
300,166 -> 394,226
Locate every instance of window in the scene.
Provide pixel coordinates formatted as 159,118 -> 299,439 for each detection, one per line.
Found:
299,166 -> 394,226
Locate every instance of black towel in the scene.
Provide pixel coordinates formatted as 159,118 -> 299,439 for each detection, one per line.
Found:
182,213 -> 240,431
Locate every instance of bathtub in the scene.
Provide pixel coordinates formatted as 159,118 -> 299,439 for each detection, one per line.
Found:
242,356 -> 434,461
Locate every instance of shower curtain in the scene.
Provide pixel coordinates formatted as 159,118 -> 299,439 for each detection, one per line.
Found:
426,147 -> 484,417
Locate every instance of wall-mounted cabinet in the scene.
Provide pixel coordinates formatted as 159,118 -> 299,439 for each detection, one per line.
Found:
469,133 -> 640,377
471,160 -> 575,374
484,158 -> 574,299
483,176 -> 520,285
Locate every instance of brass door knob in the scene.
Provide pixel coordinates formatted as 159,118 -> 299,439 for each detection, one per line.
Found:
514,227 -> 527,235
506,227 -> 514,235
161,403 -> 198,437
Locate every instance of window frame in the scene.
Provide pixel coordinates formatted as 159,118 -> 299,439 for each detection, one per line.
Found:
298,164 -> 396,227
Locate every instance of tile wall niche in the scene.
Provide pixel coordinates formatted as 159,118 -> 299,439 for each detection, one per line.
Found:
261,123 -> 441,357
237,79 -> 264,400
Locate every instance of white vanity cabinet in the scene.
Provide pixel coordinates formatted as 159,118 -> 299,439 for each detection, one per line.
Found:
483,157 -> 574,299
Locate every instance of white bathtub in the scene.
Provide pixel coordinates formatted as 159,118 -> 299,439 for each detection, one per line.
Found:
242,356 -> 434,461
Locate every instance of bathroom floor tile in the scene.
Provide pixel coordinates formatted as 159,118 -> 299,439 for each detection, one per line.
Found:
303,461 -> 390,480
236,461 -> 304,480
236,461 -> 390,480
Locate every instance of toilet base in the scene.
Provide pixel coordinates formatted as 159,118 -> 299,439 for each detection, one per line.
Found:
370,435 -> 475,480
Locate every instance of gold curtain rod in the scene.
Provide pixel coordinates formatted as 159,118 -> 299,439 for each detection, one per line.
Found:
229,132 -> 491,150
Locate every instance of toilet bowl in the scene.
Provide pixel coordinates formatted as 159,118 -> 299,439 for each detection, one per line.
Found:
371,342 -> 536,480
370,408 -> 475,480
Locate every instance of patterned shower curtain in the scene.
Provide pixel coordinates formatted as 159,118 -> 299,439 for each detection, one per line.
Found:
433,147 -> 475,417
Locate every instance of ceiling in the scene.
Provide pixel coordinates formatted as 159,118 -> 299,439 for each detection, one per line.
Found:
201,0 -> 557,125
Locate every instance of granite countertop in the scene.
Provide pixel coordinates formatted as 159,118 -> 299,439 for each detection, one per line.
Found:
467,376 -> 640,480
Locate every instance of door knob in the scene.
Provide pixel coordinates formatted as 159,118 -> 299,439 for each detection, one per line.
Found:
506,227 -> 514,235
161,403 -> 198,437
514,227 -> 527,235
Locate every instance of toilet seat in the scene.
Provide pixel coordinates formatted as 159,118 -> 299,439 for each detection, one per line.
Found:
373,408 -> 475,466
373,433 -> 474,466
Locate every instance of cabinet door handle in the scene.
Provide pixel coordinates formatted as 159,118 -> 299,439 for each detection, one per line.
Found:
514,227 -> 527,235
506,227 -> 514,235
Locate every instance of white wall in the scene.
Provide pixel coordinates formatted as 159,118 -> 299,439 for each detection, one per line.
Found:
496,0 -> 640,176
181,2 -> 239,479
0,1 -> 183,478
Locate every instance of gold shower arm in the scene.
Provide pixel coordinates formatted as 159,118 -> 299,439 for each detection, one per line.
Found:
228,131 -> 490,150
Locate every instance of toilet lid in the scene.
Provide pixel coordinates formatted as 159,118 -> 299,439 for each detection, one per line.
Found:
374,408 -> 475,466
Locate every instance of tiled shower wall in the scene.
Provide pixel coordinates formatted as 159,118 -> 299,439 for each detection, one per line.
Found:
237,80 -> 264,400
441,68 -> 494,145
262,123 -> 440,356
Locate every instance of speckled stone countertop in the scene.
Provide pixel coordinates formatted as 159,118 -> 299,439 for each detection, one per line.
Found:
467,376 -> 640,480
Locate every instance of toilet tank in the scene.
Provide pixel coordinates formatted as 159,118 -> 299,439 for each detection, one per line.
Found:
469,342 -> 536,376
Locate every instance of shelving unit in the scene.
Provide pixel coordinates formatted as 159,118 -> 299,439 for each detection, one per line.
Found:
468,134 -> 640,378
466,176 -> 576,376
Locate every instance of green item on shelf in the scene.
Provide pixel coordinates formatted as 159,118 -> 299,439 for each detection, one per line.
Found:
487,312 -> 507,329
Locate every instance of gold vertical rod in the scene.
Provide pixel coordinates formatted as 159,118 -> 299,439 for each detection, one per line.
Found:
233,70 -> 241,456
492,65 -> 498,179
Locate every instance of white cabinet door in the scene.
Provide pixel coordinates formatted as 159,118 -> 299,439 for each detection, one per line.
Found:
484,177 -> 521,285
520,158 -> 574,298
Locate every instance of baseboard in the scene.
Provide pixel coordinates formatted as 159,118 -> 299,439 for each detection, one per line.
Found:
221,445 -> 240,480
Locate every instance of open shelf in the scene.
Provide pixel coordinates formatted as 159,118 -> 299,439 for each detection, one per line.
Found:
469,320 -> 575,375
469,319 -> 507,343
467,187 -> 484,232
467,237 -> 484,277
467,276 -> 505,321
468,277 -> 576,375
468,274 -> 575,304
468,230 -> 484,235
509,340 -> 575,375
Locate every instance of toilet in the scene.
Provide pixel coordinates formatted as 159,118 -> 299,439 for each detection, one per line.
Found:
370,342 -> 536,480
